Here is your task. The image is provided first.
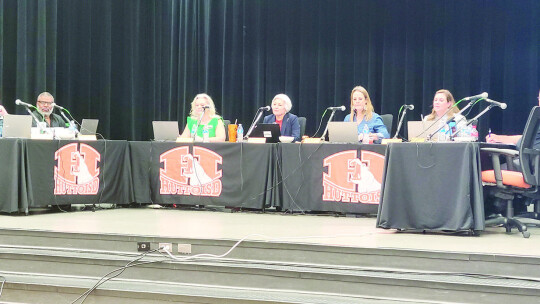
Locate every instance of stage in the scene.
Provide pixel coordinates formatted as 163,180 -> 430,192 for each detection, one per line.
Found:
1,207 -> 540,255
1,207 -> 540,303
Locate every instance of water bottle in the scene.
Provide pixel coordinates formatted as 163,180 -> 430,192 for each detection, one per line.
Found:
471,125 -> 479,142
462,124 -> 472,138
202,125 -> 210,143
362,124 -> 370,144
438,120 -> 448,142
69,120 -> 78,138
237,124 -> 244,142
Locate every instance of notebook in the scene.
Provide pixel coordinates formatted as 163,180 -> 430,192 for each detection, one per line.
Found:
2,114 -> 33,138
152,121 -> 180,141
327,122 -> 359,143
407,120 -> 442,140
80,119 -> 99,135
250,123 -> 281,143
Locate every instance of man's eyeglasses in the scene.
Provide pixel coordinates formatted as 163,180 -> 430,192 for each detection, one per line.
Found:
38,101 -> 54,106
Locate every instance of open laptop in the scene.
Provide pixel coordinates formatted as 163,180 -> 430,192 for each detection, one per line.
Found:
152,121 -> 180,141
2,114 -> 33,138
80,119 -> 99,135
407,121 -> 441,140
327,122 -> 359,143
250,123 -> 281,143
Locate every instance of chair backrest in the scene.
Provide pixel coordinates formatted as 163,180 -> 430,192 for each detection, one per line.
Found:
380,114 -> 393,136
223,119 -> 230,141
519,106 -> 540,186
298,117 -> 307,137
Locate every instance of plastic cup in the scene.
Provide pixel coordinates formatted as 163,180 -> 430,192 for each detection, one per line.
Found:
228,124 -> 238,142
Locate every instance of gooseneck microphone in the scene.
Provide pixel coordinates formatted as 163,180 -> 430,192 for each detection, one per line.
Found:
15,99 -> 35,108
463,92 -> 488,101
15,99 -> 41,127
394,104 -> 414,138
52,103 -> 66,111
259,106 -> 271,111
328,105 -> 346,111
484,98 -> 507,109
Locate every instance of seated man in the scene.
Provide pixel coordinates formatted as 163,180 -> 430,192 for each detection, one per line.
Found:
32,92 -> 66,128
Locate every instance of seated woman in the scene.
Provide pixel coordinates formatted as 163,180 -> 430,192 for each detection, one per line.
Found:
424,89 -> 467,138
263,94 -> 301,142
180,93 -> 226,142
344,86 -> 389,142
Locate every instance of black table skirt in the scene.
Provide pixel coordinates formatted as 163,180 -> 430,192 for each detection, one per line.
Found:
376,142 -> 485,231
0,139 -> 133,213
129,142 -> 275,208
0,139 -> 28,213
278,143 -> 386,213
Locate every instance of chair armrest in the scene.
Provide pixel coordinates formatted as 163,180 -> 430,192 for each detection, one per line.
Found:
481,147 -> 520,157
482,148 -> 520,171
481,147 -> 521,188
522,148 -> 540,155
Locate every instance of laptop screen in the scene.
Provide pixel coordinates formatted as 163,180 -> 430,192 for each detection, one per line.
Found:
80,119 -> 99,135
407,120 -> 441,140
327,122 -> 358,143
2,114 -> 33,138
250,123 -> 281,143
152,121 -> 180,141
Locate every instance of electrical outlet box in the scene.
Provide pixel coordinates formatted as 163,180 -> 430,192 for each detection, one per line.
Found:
177,244 -> 192,254
137,242 -> 150,252
158,242 -> 173,253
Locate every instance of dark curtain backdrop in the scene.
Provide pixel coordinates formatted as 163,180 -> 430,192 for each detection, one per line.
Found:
0,0 -> 539,140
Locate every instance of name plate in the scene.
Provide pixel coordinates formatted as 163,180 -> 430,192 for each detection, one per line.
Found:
247,137 -> 266,144
381,138 -> 403,144
78,135 -> 97,141
302,138 -> 324,144
31,133 -> 54,140
176,137 -> 194,143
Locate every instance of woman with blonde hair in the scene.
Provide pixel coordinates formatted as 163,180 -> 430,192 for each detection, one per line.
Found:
344,86 -> 389,142
180,93 -> 226,142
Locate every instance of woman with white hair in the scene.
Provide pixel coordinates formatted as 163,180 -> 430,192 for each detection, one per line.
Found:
262,93 -> 301,142
180,93 -> 226,142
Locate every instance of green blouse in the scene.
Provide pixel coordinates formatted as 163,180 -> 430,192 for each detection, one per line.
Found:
187,116 -> 223,138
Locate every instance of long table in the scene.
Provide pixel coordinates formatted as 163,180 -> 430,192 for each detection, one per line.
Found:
1,139 -> 487,233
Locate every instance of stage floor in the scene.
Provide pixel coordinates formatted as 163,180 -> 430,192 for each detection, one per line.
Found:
1,207 -> 539,257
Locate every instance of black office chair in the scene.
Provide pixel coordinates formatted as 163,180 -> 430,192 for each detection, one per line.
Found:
298,117 -> 307,138
223,119 -> 230,141
380,114 -> 393,136
481,106 -> 540,238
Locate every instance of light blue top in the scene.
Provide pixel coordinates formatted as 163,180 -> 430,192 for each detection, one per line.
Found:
344,113 -> 390,139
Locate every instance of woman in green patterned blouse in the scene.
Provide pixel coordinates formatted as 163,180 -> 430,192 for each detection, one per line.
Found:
180,93 -> 226,142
